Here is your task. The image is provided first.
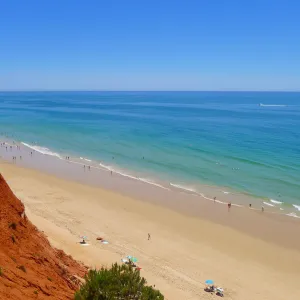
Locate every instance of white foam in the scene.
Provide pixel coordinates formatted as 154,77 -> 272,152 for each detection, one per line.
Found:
21,142 -> 62,158
97,163 -> 169,191
263,201 -> 274,207
215,199 -> 227,204
139,178 -> 170,190
198,192 -> 226,204
170,183 -> 197,193
270,199 -> 283,204
232,203 -> 243,207
98,163 -> 113,172
84,158 -> 92,162
286,212 -> 300,219
259,104 -> 287,107
115,171 -> 138,181
292,205 -> 300,211
169,184 -> 236,205
223,191 -> 230,194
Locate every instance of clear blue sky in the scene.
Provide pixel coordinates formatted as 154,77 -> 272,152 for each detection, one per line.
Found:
1,0 -> 299,91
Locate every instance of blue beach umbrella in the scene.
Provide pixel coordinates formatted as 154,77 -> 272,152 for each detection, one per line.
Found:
127,256 -> 138,263
205,279 -> 214,285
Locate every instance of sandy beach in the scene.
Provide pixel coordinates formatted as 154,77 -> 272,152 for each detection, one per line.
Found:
0,157 -> 300,300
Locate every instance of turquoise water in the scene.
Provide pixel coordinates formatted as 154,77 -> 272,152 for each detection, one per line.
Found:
0,91 -> 300,208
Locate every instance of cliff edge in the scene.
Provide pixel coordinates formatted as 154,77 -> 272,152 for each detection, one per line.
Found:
0,174 -> 87,299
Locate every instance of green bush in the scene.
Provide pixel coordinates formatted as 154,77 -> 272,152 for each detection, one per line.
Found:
75,263 -> 164,300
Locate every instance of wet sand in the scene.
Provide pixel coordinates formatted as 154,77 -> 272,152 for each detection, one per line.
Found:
0,141 -> 299,247
0,144 -> 300,299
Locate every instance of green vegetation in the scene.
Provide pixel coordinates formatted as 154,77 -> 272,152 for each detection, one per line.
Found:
9,222 -> 17,230
75,263 -> 164,300
17,265 -> 26,273
47,276 -> 53,282
34,290 -> 38,295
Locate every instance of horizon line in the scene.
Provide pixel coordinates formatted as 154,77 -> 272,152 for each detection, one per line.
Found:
0,90 -> 300,93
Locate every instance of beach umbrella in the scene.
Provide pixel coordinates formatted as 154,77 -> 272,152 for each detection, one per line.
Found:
205,279 -> 214,285
80,235 -> 88,240
127,256 -> 138,262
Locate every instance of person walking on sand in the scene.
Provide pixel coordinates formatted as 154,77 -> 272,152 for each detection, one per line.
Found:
228,202 -> 231,212
148,233 -> 151,240
261,206 -> 264,213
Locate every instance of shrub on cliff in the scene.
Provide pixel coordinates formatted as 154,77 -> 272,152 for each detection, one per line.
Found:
74,263 -> 164,300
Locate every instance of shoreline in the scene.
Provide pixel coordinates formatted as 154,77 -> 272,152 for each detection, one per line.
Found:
0,137 -> 299,218
1,159 -> 300,299
1,139 -> 300,251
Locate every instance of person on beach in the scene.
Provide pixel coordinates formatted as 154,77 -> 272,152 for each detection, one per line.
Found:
228,202 -> 231,211
249,203 -> 252,208
148,233 -> 151,240
214,197 -> 216,203
88,166 -> 91,170
111,170 -> 112,176
261,206 -> 264,213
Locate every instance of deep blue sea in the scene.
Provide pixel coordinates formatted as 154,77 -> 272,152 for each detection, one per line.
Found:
1,91 -> 300,209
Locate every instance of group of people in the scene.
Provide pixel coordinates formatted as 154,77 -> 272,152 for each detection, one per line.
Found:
213,196 -> 265,213
12,156 -> 22,161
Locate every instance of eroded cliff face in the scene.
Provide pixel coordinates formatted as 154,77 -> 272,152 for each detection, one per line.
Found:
0,174 -> 87,299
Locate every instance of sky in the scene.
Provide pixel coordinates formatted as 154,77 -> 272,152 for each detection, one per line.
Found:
0,0 -> 299,91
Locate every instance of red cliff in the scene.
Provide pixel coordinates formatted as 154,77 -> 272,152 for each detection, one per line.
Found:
0,174 -> 87,299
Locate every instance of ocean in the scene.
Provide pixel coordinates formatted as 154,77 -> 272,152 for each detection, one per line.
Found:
0,91 -> 300,212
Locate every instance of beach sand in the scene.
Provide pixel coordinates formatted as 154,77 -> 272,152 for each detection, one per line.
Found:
1,160 -> 300,299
